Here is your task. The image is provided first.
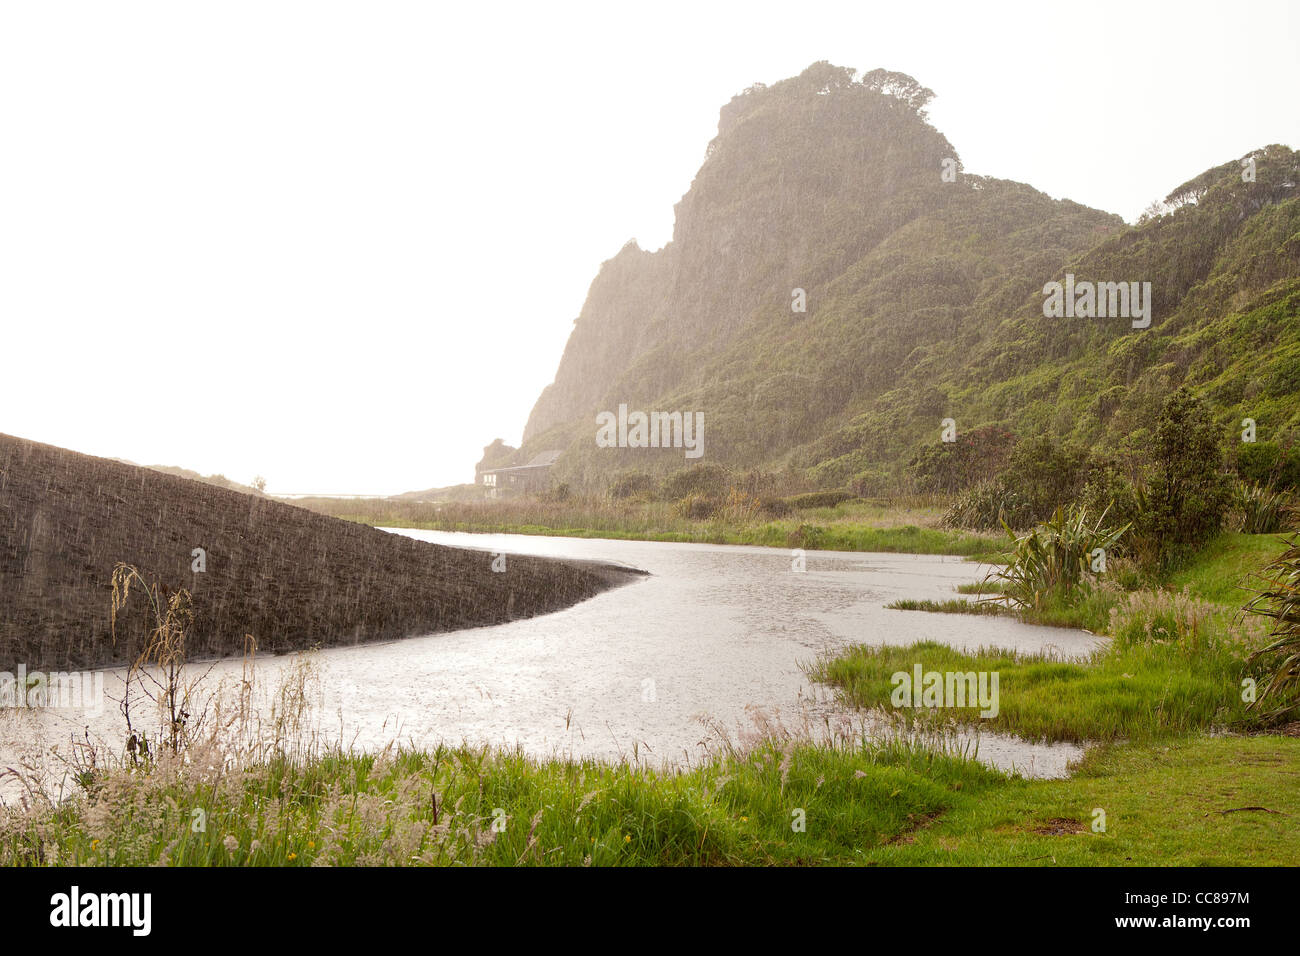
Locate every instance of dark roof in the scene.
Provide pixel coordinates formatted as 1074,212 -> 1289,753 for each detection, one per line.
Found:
525,450 -> 562,467
481,450 -> 562,477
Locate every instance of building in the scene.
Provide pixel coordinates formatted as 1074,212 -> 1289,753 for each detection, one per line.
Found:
480,450 -> 562,499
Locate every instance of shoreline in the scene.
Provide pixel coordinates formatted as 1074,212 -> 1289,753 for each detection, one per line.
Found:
0,433 -> 646,671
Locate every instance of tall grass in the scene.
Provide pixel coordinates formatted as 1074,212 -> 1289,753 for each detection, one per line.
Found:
1243,534 -> 1300,720
886,599 -> 1006,616
1231,480 -> 1294,535
110,563 -> 201,757
0,718 -> 1004,866
811,590 -> 1272,742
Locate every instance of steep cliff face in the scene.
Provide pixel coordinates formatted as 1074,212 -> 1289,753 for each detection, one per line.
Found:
524,64 -> 964,449
523,240 -> 674,442
514,62 -> 1299,491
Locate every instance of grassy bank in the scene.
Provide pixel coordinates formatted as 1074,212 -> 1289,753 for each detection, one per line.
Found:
889,532 -> 1291,633
298,494 -> 1007,557
879,735 -> 1300,866
6,733 -> 1295,867
1164,532 -> 1292,605
6,527 -> 1295,867
810,622 -> 1256,743
812,534 -> 1293,742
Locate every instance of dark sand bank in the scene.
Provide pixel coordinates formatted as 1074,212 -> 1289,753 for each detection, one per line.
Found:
0,433 -> 644,670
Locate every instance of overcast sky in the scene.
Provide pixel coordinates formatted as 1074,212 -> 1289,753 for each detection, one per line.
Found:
2,1 -> 1297,494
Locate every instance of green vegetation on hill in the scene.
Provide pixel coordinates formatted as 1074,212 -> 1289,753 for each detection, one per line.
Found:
484,62 -> 1297,502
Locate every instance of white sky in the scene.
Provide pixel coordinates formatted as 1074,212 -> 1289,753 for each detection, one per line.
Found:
2,1 -> 1297,494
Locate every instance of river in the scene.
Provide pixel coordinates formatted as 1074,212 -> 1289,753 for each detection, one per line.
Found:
0,530 -> 1103,801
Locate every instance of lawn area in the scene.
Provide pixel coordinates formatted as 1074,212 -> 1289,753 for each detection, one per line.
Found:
1165,532 -> 1291,606
879,735 -> 1300,866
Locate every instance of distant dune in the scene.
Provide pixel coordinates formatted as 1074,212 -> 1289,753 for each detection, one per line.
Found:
0,433 -> 644,670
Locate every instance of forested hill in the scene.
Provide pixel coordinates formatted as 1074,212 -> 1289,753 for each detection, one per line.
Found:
508,62 -> 1300,493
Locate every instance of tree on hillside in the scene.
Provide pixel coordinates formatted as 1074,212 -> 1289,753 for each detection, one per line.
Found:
859,69 -> 936,116
1144,388 -> 1232,569
796,61 -> 857,94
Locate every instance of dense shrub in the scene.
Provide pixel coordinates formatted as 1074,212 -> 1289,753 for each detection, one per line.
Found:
942,437 -> 1087,530
609,471 -> 657,500
1235,440 -> 1300,492
942,479 -> 1034,530
732,469 -> 783,498
673,494 -> 717,520
1141,389 -> 1232,570
1004,436 -> 1088,519
784,490 -> 853,510
662,464 -> 732,501
848,470 -> 892,497
907,424 -> 1016,494
984,505 -> 1130,614
1079,459 -> 1143,531
1231,480 -> 1293,534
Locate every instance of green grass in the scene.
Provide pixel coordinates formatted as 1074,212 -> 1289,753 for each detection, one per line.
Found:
899,533 -> 1291,630
0,737 -> 1004,867
813,530 -> 1299,743
309,495 -> 1006,557
886,598 -> 1006,615
9,734 -> 1296,866
955,580 -> 1007,596
1018,587 -> 1124,632
1165,531 -> 1290,606
809,614 -> 1263,744
470,520 -> 1003,556
878,736 -> 1300,866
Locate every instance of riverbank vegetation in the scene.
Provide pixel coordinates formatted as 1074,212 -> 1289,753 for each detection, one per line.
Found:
309,391 -> 1295,577
298,490 -> 1006,557
4,714 -> 1296,866
814,590 -> 1274,742
812,392 -> 1300,748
